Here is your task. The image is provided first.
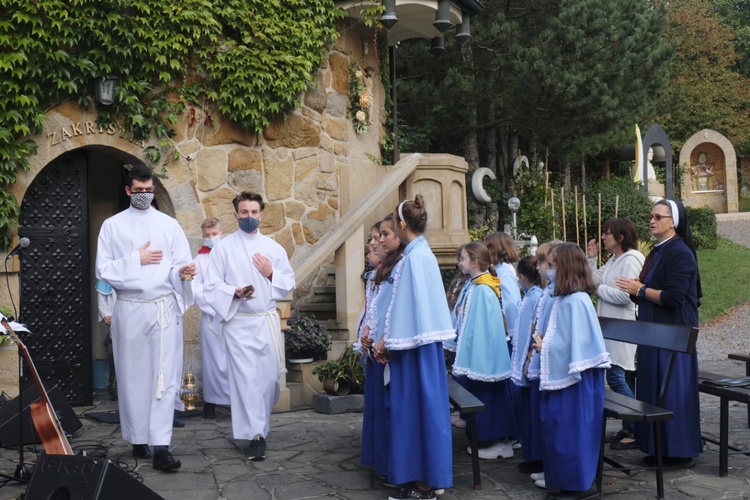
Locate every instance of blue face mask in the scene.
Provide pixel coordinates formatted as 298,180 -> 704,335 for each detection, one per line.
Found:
203,236 -> 221,248
546,269 -> 557,283
238,216 -> 260,234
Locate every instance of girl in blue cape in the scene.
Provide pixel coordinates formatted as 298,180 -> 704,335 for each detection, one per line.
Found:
533,243 -> 611,499
444,241 -> 517,460
359,215 -> 403,480
509,256 -> 544,474
373,195 -> 455,500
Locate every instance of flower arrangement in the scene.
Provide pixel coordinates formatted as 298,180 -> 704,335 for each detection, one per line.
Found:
349,63 -> 372,134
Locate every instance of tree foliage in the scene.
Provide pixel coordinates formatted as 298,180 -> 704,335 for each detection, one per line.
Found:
395,0 -> 673,172
0,0 -> 342,249
655,0 -> 750,154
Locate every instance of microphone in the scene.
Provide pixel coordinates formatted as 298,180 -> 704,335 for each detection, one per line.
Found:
5,237 -> 30,260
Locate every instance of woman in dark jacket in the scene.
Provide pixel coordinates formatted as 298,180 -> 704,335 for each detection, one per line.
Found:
616,199 -> 701,468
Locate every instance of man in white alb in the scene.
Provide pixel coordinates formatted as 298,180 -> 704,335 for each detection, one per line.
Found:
96,164 -> 195,471
193,218 -> 231,418
204,191 -> 295,461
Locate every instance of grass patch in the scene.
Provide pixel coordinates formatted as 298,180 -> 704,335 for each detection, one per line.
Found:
697,237 -> 750,324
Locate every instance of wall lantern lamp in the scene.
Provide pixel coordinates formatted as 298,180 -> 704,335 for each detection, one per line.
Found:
430,36 -> 446,57
433,0 -> 452,33
95,76 -> 118,106
380,0 -> 398,29
455,13 -> 471,45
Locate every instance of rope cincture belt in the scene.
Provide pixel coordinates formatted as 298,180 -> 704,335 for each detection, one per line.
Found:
233,310 -> 288,376
118,293 -> 173,399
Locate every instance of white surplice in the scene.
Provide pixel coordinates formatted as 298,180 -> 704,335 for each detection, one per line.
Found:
194,250 -> 231,405
96,206 -> 193,447
204,230 -> 295,440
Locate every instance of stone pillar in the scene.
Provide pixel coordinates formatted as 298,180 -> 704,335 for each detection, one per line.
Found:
273,299 -> 292,412
403,155 -> 471,267
335,225 -> 365,345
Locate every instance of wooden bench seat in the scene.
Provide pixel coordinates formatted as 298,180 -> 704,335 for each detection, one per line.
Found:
447,376 -> 485,490
727,353 -> 750,427
698,370 -> 750,476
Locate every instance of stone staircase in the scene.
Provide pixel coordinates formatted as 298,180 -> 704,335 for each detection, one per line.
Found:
287,267 -> 353,409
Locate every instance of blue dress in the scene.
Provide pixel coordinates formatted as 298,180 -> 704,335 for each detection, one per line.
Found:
496,262 -> 522,339
359,272 -> 390,476
539,293 -> 609,491
635,236 -> 701,459
384,236 -> 455,488
446,274 -> 517,442
510,285 -> 543,462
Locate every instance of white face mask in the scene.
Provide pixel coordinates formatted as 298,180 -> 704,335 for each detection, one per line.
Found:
546,269 -> 557,283
203,236 -> 221,248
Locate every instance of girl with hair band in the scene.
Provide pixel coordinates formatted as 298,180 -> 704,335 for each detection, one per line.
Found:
373,195 -> 455,500
359,215 -> 404,482
510,256 -> 545,474
616,199 -> 702,469
533,243 -> 610,500
522,239 -> 562,487
444,242 -> 517,461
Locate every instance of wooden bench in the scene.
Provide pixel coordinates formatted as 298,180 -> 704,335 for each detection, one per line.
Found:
727,353 -> 750,427
447,376 -> 485,490
698,370 -> 750,476
596,317 -> 699,500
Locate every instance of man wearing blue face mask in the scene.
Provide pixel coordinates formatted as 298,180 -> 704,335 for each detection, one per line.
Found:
96,164 -> 196,472
193,218 -> 230,419
203,191 -> 296,462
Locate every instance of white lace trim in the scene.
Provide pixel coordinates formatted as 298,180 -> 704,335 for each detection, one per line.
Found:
510,292 -> 533,385
569,353 -> 611,374
452,366 -> 511,382
381,257 -> 406,342
385,329 -> 456,350
452,281 -> 474,369
538,296 -> 561,387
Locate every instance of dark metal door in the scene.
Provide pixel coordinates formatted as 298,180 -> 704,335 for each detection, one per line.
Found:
19,150 -> 91,406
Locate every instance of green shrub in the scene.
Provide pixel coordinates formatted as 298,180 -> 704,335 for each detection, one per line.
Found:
686,207 -> 718,249
285,316 -> 331,360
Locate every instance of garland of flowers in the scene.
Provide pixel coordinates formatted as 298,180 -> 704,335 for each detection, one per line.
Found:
349,63 -> 373,134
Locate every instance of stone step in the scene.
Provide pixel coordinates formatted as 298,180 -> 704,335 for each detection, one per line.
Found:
312,285 -> 336,295
286,382 -> 315,410
297,302 -> 336,313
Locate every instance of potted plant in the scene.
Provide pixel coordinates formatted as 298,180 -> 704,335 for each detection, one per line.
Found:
312,359 -> 350,395
284,315 -> 331,363
338,345 -> 365,394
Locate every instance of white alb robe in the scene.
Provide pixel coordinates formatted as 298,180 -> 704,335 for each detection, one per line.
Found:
96,206 -> 193,446
204,230 -> 295,440
194,250 -> 231,405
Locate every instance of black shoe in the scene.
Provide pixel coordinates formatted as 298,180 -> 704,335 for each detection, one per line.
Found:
173,416 -> 186,428
518,460 -> 544,474
152,450 -> 181,471
604,429 -> 631,444
388,484 -> 437,500
132,444 -> 151,459
247,437 -> 266,461
203,403 -> 216,419
610,438 -> 637,450
545,485 -> 598,500
643,455 -> 695,469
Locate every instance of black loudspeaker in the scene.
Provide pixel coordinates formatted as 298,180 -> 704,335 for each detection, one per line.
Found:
0,385 -> 82,447
25,454 -> 164,500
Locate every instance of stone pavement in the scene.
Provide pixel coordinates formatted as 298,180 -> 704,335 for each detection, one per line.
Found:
1,358 -> 749,500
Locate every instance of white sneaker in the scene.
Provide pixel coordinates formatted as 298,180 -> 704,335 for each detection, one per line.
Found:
530,472 -> 545,482
434,489 -> 444,496
467,442 -> 514,459
535,479 -> 550,489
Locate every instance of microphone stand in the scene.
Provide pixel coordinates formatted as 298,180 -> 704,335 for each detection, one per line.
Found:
0,249 -> 32,489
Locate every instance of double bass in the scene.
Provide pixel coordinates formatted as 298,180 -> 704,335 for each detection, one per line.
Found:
1,315 -> 73,455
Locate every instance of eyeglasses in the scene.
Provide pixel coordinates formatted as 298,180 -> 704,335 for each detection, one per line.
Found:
647,214 -> 672,222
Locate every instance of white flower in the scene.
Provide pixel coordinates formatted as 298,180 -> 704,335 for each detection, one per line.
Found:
355,110 -> 367,122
